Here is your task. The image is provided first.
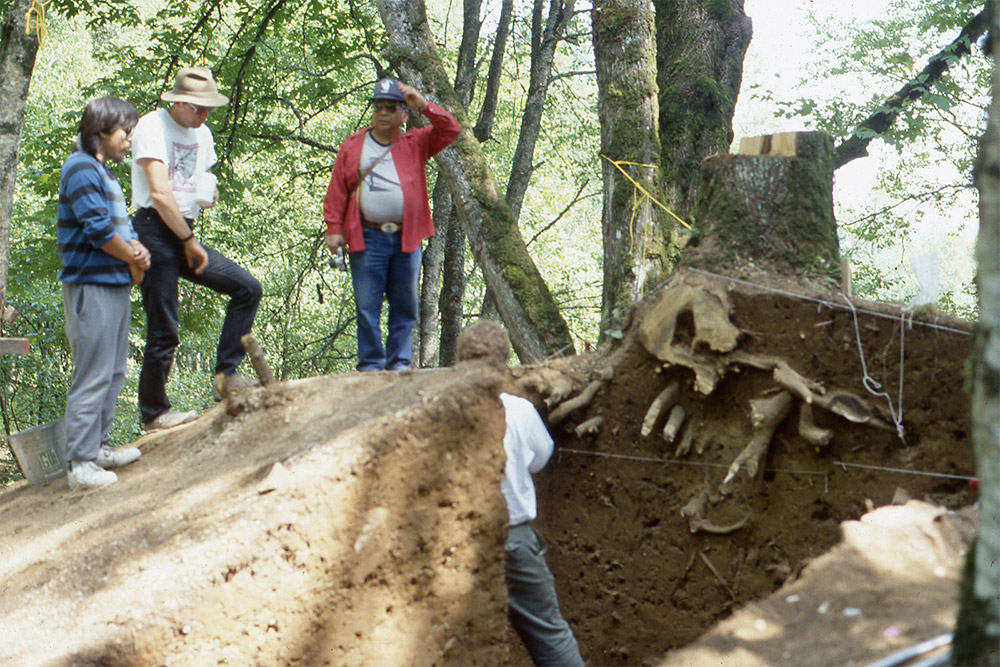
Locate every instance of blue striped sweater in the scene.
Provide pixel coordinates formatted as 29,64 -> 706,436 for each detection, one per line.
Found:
57,151 -> 136,285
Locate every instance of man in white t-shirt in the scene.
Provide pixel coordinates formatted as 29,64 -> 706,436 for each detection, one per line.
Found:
131,67 -> 262,431
457,320 -> 585,666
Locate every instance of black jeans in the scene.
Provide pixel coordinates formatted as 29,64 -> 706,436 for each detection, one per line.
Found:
134,208 -> 262,422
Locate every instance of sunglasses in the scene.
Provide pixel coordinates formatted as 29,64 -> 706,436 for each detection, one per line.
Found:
373,101 -> 403,113
186,102 -> 211,115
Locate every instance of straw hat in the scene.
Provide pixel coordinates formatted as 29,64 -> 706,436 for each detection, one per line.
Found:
161,67 -> 229,107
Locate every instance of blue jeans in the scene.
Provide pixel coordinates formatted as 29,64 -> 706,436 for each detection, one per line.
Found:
348,227 -> 421,371
134,208 -> 262,422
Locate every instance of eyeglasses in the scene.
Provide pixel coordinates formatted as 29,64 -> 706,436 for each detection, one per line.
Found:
186,103 -> 211,115
373,101 -> 402,113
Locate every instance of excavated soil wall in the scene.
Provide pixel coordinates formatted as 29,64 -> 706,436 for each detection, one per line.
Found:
0,270 -> 979,666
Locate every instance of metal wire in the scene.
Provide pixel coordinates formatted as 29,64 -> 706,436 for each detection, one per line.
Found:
558,448 -> 975,483
842,294 -> 907,441
686,268 -> 971,337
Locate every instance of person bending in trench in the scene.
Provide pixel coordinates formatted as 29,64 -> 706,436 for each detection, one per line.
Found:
457,320 -> 585,667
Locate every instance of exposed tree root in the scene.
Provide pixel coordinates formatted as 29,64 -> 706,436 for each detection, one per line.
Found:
641,382 -> 679,437
798,403 -> 833,447
662,405 -> 686,443
573,416 -> 604,437
680,484 -> 749,535
723,390 -> 794,486
548,379 -> 606,423
698,551 -> 737,601
675,428 -> 695,457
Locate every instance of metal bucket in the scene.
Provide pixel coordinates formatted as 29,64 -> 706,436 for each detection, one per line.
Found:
8,419 -> 68,486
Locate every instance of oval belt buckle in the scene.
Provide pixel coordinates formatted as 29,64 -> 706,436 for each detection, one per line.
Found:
381,222 -> 399,233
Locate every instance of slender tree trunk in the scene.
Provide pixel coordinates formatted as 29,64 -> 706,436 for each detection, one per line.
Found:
419,0 -> 482,367
377,0 -> 575,362
506,0 -> 574,222
437,198 -> 466,366
481,0 -> 572,322
420,181 -> 448,367
0,0 -> 40,322
592,0 -> 662,340
952,3 -> 1000,662
653,0 -> 751,217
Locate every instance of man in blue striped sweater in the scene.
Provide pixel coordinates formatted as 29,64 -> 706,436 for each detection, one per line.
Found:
58,97 -> 151,489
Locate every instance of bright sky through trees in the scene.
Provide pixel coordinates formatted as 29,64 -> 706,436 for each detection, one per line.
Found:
734,0 -> 980,310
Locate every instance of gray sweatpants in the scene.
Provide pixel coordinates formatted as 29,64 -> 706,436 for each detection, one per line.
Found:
506,523 -> 585,666
62,283 -> 131,462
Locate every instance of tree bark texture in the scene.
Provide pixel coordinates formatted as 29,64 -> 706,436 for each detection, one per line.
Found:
592,0 -> 663,339
437,202 -> 466,366
419,0 -> 482,367
472,0 -> 513,143
420,179 -> 449,367
0,0 -> 40,320
505,0 -> 574,222
376,0 -> 575,363
953,2 -> 1000,661
686,131 -> 840,279
653,0 -> 751,217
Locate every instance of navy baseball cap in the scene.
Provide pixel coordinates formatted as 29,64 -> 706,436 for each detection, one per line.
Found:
371,78 -> 406,103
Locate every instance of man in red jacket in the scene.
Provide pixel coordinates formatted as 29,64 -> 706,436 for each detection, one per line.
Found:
323,78 -> 460,371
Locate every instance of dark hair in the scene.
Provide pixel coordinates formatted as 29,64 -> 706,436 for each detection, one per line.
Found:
76,96 -> 138,157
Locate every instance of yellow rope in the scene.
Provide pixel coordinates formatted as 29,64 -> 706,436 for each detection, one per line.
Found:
24,0 -> 49,49
601,154 -> 692,230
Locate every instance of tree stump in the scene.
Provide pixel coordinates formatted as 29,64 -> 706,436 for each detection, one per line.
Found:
683,131 -> 840,281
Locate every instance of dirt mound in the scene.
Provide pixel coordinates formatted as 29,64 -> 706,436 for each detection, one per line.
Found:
0,269 -> 978,666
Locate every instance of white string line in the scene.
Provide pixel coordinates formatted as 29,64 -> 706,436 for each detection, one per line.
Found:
558,447 -> 975,483
686,268 -> 972,337
842,293 -> 907,442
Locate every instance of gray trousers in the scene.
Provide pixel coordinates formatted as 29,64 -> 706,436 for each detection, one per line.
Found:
62,283 -> 131,462
506,523 -> 585,666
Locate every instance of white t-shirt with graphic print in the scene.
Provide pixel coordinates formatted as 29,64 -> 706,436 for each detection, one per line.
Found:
131,108 -> 217,220
357,131 -> 404,224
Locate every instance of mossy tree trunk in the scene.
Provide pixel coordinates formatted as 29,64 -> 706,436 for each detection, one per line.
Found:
592,0 -> 663,340
952,2 -> 1000,662
685,131 -> 841,281
377,0 -> 575,363
653,0 -> 751,218
0,0 -> 40,321
480,0 -> 574,327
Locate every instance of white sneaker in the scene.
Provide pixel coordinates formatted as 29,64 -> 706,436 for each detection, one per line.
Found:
68,460 -> 118,489
142,410 -> 198,432
95,445 -> 141,469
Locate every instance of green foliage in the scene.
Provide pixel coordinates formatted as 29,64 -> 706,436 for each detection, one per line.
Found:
751,0 -> 986,315
3,0 -> 607,484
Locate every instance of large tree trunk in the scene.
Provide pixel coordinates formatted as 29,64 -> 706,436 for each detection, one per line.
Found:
592,0 -> 663,340
0,0 -> 40,322
653,0 -> 751,217
686,131 -> 840,280
952,3 -> 1000,662
376,0 -> 575,363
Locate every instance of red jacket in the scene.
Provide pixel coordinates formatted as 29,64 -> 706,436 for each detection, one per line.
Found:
323,102 -> 461,253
